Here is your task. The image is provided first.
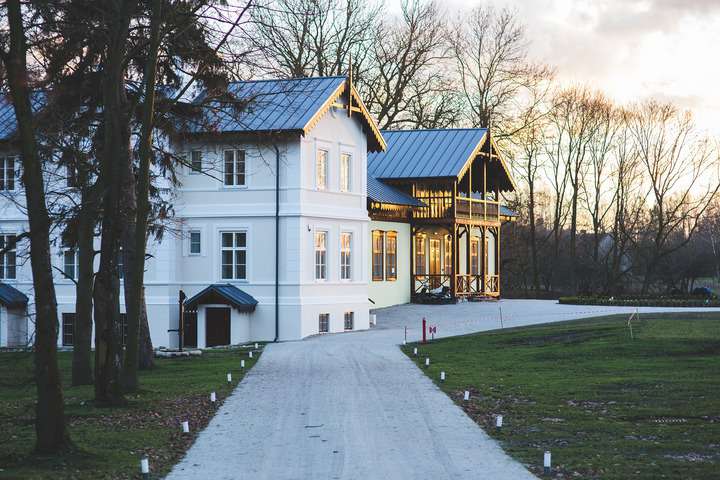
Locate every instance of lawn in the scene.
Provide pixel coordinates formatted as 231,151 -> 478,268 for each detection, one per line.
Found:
0,345 -> 262,479
402,312 -> 720,479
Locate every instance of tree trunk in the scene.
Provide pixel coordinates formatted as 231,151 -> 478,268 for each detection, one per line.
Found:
3,0 -> 70,452
138,290 -> 154,370
71,184 -> 95,386
93,0 -> 137,405
122,0 -> 161,389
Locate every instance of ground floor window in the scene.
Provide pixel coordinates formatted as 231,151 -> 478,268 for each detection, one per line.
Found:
415,235 -> 426,275
62,313 -> 75,346
344,311 -> 354,331
372,230 -> 384,281
319,313 -> 329,333
386,232 -> 397,280
0,234 -> 17,280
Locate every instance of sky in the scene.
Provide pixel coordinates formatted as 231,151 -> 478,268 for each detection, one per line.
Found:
389,0 -> 720,135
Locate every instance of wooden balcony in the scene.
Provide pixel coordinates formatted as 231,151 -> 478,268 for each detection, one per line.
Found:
413,194 -> 500,223
413,274 -> 500,298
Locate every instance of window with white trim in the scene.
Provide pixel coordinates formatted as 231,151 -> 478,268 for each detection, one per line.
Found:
344,311 -> 354,331
0,234 -> 17,280
372,230 -> 384,281
386,231 -> 397,281
316,149 -> 328,190
221,231 -> 247,280
62,313 -> 75,346
191,150 -> 202,173
62,242 -> 78,280
340,232 -> 352,280
319,313 -> 329,333
189,230 -> 201,255
314,231 -> 327,280
0,156 -> 16,191
339,153 -> 351,192
224,149 -> 246,186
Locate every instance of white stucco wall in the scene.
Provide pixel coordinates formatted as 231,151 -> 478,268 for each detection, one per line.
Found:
368,220 -> 411,309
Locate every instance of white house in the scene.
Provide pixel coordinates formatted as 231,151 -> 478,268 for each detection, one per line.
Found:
0,75 -> 516,349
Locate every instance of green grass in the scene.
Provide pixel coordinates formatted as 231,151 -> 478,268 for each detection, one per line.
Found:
402,313 -> 720,479
0,346 -> 263,479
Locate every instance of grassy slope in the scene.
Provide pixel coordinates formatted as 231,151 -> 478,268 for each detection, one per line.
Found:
402,313 -> 720,479
0,346 -> 262,479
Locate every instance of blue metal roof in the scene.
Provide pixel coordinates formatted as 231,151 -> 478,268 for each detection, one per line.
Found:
0,283 -> 28,309
368,128 -> 487,179
185,283 -> 258,312
189,76 -> 346,134
500,205 -> 518,218
0,91 -> 47,141
367,176 -> 425,207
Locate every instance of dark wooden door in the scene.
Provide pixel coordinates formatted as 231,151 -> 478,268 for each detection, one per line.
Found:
183,310 -> 198,348
206,307 -> 231,347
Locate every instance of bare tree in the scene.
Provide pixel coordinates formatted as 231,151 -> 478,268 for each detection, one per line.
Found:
627,101 -> 720,292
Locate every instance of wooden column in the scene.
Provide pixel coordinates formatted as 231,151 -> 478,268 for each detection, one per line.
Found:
480,226 -> 486,294
451,223 -> 457,298
496,226 -> 501,297
410,225 -> 415,296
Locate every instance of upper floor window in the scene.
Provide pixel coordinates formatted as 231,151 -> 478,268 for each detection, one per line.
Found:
191,150 -> 203,173
372,230 -> 384,281
224,150 -> 246,187
0,156 -> 16,191
339,153 -> 351,192
0,234 -> 16,280
221,231 -> 247,280
66,165 -> 77,188
316,149 -> 328,190
314,231 -> 327,280
62,242 -> 78,280
340,232 -> 352,280
189,230 -> 201,255
386,231 -> 397,281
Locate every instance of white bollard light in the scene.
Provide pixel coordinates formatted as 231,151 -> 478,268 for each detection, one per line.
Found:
249,351 -> 253,358
255,342 -> 259,349
413,347 -> 418,356
181,420 -> 190,433
210,391 -> 216,403
227,372 -> 232,384
463,390 -> 470,401
496,415 -> 503,431
140,456 -> 150,479
543,451 -> 552,475
440,371 -> 446,382
241,359 -> 245,369
424,357 -> 430,368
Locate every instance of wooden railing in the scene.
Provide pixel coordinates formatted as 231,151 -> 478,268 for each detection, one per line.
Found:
413,274 -> 451,294
485,274 -> 500,295
412,194 -> 500,222
455,274 -> 482,295
455,197 -> 500,222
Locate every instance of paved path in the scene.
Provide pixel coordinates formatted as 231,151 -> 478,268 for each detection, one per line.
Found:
166,300 -> 717,480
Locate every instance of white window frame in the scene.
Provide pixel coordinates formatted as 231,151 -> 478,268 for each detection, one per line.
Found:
190,150 -> 203,174
62,245 -> 79,281
220,231 -> 248,280
223,149 -> 246,188
340,232 -> 352,281
319,313 -> 330,333
314,230 -> 328,281
344,311 -> 354,331
339,152 -> 351,192
0,234 -> 17,280
315,149 -> 328,191
189,230 -> 202,256
0,156 -> 17,191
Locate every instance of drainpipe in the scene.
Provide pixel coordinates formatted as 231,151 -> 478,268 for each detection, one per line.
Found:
274,144 -> 280,342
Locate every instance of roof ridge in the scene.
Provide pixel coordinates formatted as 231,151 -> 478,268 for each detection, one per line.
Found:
228,75 -> 347,85
381,127 -> 488,133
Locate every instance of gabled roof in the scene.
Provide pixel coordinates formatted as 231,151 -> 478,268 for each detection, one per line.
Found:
188,76 -> 386,152
367,128 -> 516,192
368,128 -> 488,179
184,283 -> 258,313
0,91 -> 46,141
0,283 -> 28,309
500,205 -> 518,218
367,175 -> 425,207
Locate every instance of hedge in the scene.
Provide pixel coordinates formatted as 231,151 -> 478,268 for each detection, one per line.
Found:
558,296 -> 720,307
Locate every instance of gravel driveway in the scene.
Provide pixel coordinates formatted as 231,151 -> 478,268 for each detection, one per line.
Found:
166,300 -> 717,480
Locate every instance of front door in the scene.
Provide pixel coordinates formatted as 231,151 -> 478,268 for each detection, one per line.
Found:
206,307 -> 231,347
429,238 -> 441,288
